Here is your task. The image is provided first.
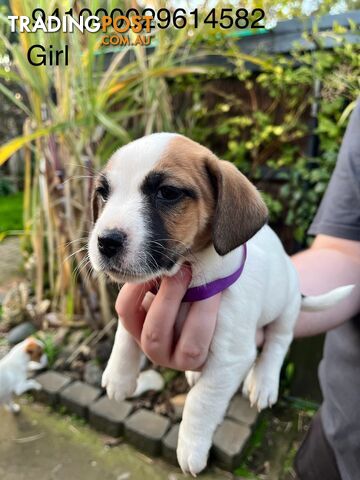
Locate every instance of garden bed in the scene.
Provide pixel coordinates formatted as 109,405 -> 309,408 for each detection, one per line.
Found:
1,288 -> 259,472
31,369 -> 259,471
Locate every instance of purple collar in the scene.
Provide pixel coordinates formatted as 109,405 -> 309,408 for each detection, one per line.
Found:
182,244 -> 247,303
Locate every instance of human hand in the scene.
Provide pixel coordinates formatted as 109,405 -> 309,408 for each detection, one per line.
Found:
115,265 -> 222,371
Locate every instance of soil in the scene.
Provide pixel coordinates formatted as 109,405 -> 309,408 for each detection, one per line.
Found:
234,399 -> 315,479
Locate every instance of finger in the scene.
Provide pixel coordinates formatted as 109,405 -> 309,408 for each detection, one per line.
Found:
172,293 -> 221,371
142,291 -> 155,313
116,283 -> 149,340
140,265 -> 192,365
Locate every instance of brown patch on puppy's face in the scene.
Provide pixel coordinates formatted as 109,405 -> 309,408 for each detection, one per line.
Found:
151,137 -> 217,254
25,338 -> 43,363
149,135 -> 268,258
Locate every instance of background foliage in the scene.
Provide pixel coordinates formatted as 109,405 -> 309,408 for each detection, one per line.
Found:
0,0 -> 214,326
0,0 -> 359,324
172,27 -> 359,244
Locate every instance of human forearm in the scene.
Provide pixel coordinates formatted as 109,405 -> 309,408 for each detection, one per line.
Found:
292,238 -> 360,337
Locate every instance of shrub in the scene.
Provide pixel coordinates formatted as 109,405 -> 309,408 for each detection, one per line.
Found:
0,2 -> 358,322
0,0 -> 214,324
172,28 -> 359,246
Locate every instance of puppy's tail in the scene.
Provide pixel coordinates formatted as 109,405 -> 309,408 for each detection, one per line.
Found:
301,285 -> 354,312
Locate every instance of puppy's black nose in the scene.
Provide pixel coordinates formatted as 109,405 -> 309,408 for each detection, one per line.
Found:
98,230 -> 127,258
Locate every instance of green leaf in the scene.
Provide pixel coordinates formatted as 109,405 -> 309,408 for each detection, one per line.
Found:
95,111 -> 131,143
0,118 -> 89,166
338,101 -> 356,126
0,81 -> 31,115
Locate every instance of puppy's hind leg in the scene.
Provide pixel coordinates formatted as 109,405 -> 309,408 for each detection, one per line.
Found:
177,343 -> 257,476
243,295 -> 300,411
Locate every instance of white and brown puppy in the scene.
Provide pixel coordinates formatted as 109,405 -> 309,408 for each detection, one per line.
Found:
0,337 -> 44,413
89,133 -> 351,475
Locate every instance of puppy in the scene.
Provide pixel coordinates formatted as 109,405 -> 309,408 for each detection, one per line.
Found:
89,133 -> 351,475
0,337 -> 44,413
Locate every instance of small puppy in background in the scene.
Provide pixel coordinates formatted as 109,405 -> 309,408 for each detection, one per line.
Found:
0,337 -> 45,413
89,133 -> 352,475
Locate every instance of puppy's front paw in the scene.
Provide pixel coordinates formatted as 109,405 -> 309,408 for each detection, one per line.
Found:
243,363 -> 279,411
177,422 -> 210,476
101,365 -> 137,402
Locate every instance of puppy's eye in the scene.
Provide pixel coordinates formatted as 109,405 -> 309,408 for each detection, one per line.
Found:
96,187 -> 108,202
156,186 -> 183,203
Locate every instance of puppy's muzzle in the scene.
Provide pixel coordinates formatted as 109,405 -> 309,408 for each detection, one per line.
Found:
98,229 -> 127,259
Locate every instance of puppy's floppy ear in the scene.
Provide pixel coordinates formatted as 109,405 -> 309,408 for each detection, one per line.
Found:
25,338 -> 43,362
205,156 -> 268,256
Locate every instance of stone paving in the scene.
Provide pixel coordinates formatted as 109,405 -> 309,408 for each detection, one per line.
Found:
125,408 -> 171,456
90,396 -> 133,437
0,400 -> 231,480
35,371 -> 259,470
60,380 -> 102,417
